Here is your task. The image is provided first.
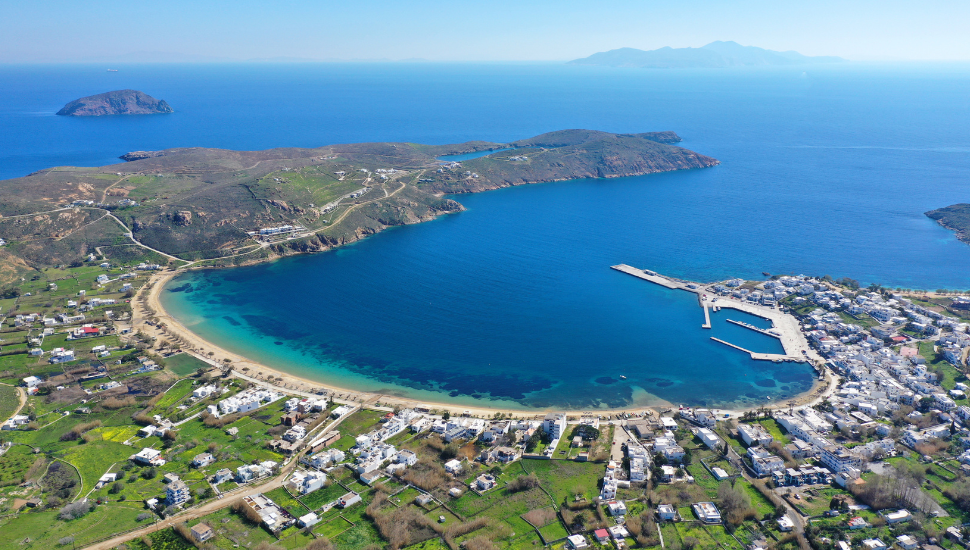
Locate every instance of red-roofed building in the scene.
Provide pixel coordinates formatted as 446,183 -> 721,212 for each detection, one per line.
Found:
72,325 -> 103,338
594,529 -> 610,543
891,336 -> 907,343
849,516 -> 868,529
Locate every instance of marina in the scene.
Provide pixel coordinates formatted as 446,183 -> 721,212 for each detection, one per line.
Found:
611,264 -> 819,364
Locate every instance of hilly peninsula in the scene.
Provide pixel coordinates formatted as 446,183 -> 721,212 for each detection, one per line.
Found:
570,41 -> 843,68
0,129 -> 717,281
926,204 -> 970,244
56,89 -> 174,116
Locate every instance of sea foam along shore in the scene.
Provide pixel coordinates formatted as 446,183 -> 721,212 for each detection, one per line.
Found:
137,269 -> 833,417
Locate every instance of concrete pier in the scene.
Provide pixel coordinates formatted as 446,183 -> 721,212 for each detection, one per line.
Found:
710,337 -> 750,353
611,264 -> 684,289
726,318 -> 780,339
710,337 -> 804,362
702,302 -> 712,329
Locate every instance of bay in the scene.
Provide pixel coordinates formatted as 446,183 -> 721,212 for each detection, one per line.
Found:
3,61 -> 970,408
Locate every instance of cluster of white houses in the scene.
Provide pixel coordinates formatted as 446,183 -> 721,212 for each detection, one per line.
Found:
210,388 -> 282,417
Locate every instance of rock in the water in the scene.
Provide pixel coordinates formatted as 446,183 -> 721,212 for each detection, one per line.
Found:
56,89 -> 174,116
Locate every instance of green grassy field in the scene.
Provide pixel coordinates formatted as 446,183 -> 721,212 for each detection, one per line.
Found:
264,486 -> 311,518
300,481 -> 349,510
0,444 -> 40,488
335,408 -> 386,437
520,458 -> 604,503
152,378 -> 195,411
758,419 -> 791,445
0,384 -> 20,423
0,502 -> 147,549
165,353 -> 211,377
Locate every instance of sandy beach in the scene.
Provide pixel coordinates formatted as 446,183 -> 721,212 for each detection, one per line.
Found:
132,269 -> 829,419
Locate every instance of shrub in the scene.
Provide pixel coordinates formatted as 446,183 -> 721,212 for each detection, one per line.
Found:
59,500 -> 92,520
440,443 -> 459,460
717,481 -> 756,526
58,536 -> 74,546
506,474 -> 540,494
365,493 -> 440,549
305,538 -> 334,550
102,397 -> 136,409
233,499 -> 263,525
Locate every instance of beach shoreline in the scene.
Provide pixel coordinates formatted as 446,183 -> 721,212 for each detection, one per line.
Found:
134,269 -> 830,418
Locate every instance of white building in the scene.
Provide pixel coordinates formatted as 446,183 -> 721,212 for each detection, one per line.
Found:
693,502 -> 721,523
444,459 -> 462,474
166,479 -> 190,506
290,470 -> 328,495
737,423 -> 774,447
542,413 -> 567,439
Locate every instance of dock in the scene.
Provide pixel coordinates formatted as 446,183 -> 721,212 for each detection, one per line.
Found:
710,337 -> 804,362
726,318 -> 780,339
611,264 -> 684,289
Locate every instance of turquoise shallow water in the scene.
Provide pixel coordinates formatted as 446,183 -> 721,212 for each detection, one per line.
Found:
4,62 -> 970,409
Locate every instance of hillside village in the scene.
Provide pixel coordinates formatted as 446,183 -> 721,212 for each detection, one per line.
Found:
4,266 -> 970,550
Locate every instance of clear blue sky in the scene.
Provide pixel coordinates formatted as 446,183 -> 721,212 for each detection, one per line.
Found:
2,0 -> 968,62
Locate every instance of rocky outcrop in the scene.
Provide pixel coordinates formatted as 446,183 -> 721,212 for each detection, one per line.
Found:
926,204 -> 970,244
119,151 -> 166,162
172,211 -> 192,226
57,90 -> 174,117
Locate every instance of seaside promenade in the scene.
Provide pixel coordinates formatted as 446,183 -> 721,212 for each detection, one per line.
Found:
611,264 -> 821,365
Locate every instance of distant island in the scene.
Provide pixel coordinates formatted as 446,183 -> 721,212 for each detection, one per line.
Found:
0,129 -> 716,272
56,89 -> 174,116
570,41 -> 843,68
926,204 -> 970,244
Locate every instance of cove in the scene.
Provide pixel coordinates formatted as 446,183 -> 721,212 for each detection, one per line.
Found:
161,171 -> 815,410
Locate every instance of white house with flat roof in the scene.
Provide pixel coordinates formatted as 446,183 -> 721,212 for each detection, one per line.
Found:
693,502 -> 721,523
738,423 -> 774,447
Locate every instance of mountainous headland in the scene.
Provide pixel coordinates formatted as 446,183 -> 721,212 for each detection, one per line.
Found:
55,89 -> 174,116
0,129 -> 717,278
926,204 -> 970,244
570,41 -> 843,68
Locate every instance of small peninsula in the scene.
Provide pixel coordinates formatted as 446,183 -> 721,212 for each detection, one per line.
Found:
56,89 -> 174,116
926,203 -> 970,244
0,129 -> 716,275
570,40 -> 843,68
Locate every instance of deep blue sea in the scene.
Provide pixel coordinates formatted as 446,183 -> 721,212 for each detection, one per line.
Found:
3,62 -> 970,409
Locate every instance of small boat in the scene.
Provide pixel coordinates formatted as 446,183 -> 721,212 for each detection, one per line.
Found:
619,375 -> 627,380
107,69 -> 118,72
766,396 -> 771,400
762,272 -> 771,276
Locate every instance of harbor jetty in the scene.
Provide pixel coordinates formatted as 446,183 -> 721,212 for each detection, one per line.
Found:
611,264 -> 818,364
726,318 -> 780,338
